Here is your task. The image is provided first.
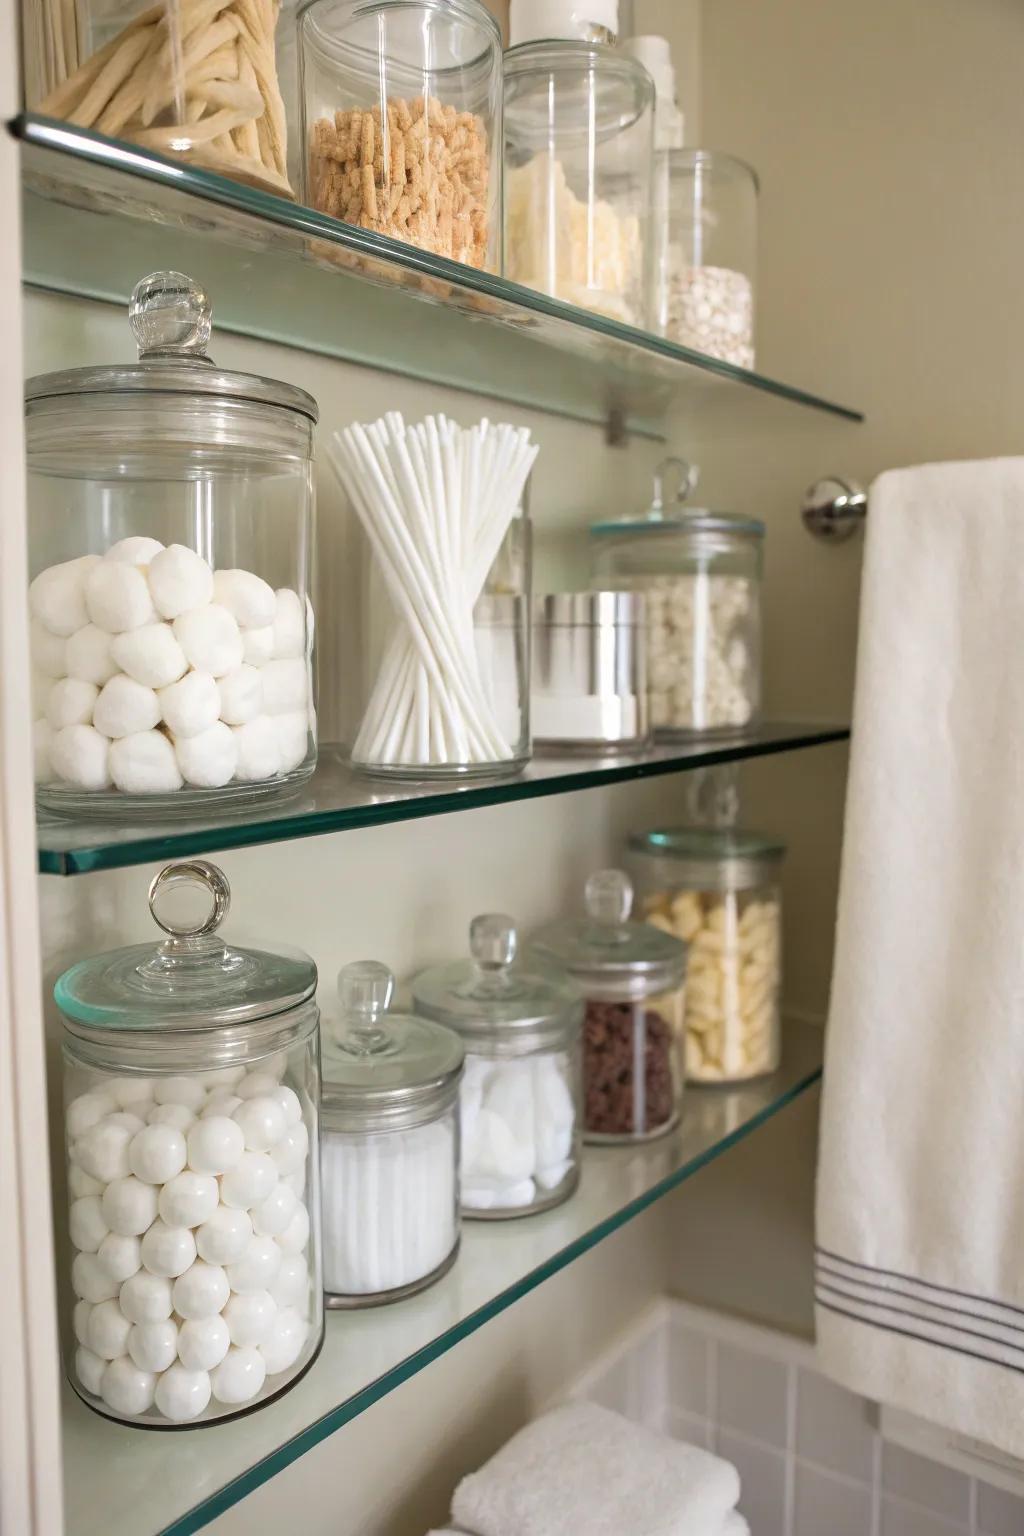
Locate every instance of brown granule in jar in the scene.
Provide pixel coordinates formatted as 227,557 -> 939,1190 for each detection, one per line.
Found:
584,999 -> 675,1137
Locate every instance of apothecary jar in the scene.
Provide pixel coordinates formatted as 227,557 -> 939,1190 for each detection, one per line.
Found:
57,860 -> 323,1428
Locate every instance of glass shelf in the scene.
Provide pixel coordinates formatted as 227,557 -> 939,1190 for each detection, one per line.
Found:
14,115 -> 863,440
37,720 -> 850,875
61,1020 -> 822,1536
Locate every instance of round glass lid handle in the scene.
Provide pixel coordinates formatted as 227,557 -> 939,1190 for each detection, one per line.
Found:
129,271 -> 213,361
584,869 -> 634,926
148,859 -> 231,938
338,961 -> 394,1021
469,914 -> 517,971
651,456 -> 699,513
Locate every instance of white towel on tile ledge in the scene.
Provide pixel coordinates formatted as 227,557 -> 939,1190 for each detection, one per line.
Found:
816,457 -> 1024,1460
450,1402 -> 741,1536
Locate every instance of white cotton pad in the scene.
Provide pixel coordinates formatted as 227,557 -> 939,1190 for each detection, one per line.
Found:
217,666 -> 263,726
85,562 -> 157,634
158,670 -> 220,739
271,590 -> 305,660
29,555 -> 99,637
50,724 -> 111,789
212,570 -> 276,629
241,626 -> 275,666
66,625 -> 119,686
176,722 -> 238,788
46,678 -> 98,731
109,731 -> 183,794
104,536 -> 165,567
173,606 -> 243,678
111,624 -> 188,690
276,712 -> 309,773
94,675 -> 161,738
33,718 -> 54,782
30,619 -> 67,679
260,659 -> 307,716
147,545 -> 215,620
231,717 -> 281,782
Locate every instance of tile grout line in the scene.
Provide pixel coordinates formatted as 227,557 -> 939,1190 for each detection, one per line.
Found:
783,1362 -> 797,1536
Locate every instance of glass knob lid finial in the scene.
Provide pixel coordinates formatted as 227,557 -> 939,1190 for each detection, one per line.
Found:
148,859 -> 231,938
651,455 -> 699,513
584,869 -> 633,925
129,271 -> 213,361
338,961 -> 394,1021
469,914 -> 517,970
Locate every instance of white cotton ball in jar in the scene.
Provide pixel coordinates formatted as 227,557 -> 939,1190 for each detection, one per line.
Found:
147,1103 -> 196,1132
86,1297 -> 132,1360
173,605 -> 243,678
66,1091 -> 115,1140
118,1271 -> 173,1324
75,1119 -> 135,1183
224,1289 -> 276,1347
201,1093 -> 242,1120
129,1123 -> 187,1184
93,675 -> 160,738
105,536 -> 165,567
30,619 -> 67,679
233,1097 -> 286,1152
153,1075 -> 206,1112
158,669 -> 220,739
270,1122 -> 308,1177
267,1256 -> 309,1311
29,555 -> 99,637
176,1314 -> 231,1373
75,1345 -> 107,1397
231,716 -> 281,782
154,1363 -> 212,1423
147,545 -> 215,620
73,1300 -> 93,1347
259,1308 -> 308,1375
217,666 -> 263,726
85,562 -> 157,634
175,722 -> 238,788
219,1151 -> 277,1210
128,1318 -> 178,1374
251,1182 -> 298,1239
173,1260 -> 230,1320
110,730 -> 184,794
111,624 -> 188,690
69,1194 -> 109,1254
195,1205 -> 252,1266
105,1110 -> 146,1136
276,1202 -> 310,1257
276,712 -> 310,774
241,625 -> 275,666
101,1357 -> 157,1417
271,589 -> 305,659
226,1234 -> 282,1293
211,1345 -> 267,1406
50,725 -> 112,790
65,625 -> 119,687
212,569 -> 277,629
260,659 -> 307,716
108,1077 -> 155,1112
187,1115 -> 245,1175
46,678 -> 98,732
71,1252 -> 120,1304
33,719 -> 53,783
97,1232 -> 142,1283
158,1171 -> 219,1228
68,1164 -> 103,1199
140,1221 -> 197,1279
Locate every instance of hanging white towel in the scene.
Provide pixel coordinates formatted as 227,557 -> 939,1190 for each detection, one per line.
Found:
816,457 -> 1024,1459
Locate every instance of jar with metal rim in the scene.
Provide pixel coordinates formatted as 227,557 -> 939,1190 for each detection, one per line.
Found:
57,859 -> 323,1429
412,914 -> 583,1218
320,961 -> 464,1305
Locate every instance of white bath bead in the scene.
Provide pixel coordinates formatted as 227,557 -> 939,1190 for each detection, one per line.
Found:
85,561 -> 157,634
101,1357 -> 157,1416
284,1171 -> 306,1196
176,722 -> 238,788
104,1110 -> 146,1136
110,730 -> 183,794
69,1194 -> 109,1254
111,624 -> 188,689
251,1182 -> 298,1239
241,625 -> 275,666
260,659 -> 307,716
66,1090 -> 114,1139
119,1270 -> 173,1324
211,1345 -> 266,1405
50,724 -> 111,790
86,1297 -> 132,1360
276,712 -> 310,774
158,1171 -> 219,1228
276,1202 -> 310,1257
233,1097 -> 286,1153
231,716 -> 281,782
177,1314 -> 230,1373
267,1256 -> 309,1311
141,1220 -> 197,1278
68,1164 -> 103,1199
196,1205 -> 253,1265
217,665 -> 263,726
75,1345 -> 107,1397
93,674 -> 160,738
129,1123 -> 187,1185
213,569 -> 276,629
202,1093 -> 242,1120
46,677 -> 98,731
105,536 -> 165,567
235,1072 -> 281,1102
97,1232 -> 143,1283
224,1289 -> 276,1347
154,1363 -> 211,1423
71,1252 -> 119,1304
257,1053 -> 288,1083
109,1077 -> 155,1111
73,1300 -> 93,1346
148,545 -> 214,620
158,669 -> 220,739
29,556 -> 98,637
147,1103 -> 196,1132
30,619 -> 67,678
33,718 -> 53,783
270,1122 -> 308,1177
226,1234 -> 282,1293
271,1085 -> 303,1127
173,1260 -> 230,1320
153,1074 -> 207,1111
173,605 -> 243,678
219,1151 -> 277,1209
187,1115 -> 245,1175
76,1120 -> 134,1183
271,589 -> 305,659
128,1318 -> 178,1374
259,1308 -> 308,1376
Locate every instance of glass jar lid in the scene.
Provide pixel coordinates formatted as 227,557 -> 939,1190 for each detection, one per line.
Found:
26,271 -> 318,424
321,962 -> 464,1131
532,870 -> 687,999
629,827 -> 786,891
412,914 -> 583,1054
590,457 -> 764,540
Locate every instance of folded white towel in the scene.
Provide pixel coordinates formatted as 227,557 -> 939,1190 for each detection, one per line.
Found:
451,1402 -> 741,1536
816,457 -> 1024,1459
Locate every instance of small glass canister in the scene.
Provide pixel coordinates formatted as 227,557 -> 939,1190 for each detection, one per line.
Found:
533,871 -> 687,1143
27,271 -> 318,815
532,591 -> 648,754
412,915 -> 583,1218
320,962 -> 463,1305
590,459 -> 764,737
630,827 -> 785,1083
57,860 -> 323,1428
299,0 -> 502,270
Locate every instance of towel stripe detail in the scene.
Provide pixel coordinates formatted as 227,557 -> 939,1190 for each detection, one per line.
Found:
816,1246 -> 1024,1322
816,1296 -> 1024,1380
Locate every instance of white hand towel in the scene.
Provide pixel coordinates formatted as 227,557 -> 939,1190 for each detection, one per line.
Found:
451,1402 -> 740,1536
816,457 -> 1024,1459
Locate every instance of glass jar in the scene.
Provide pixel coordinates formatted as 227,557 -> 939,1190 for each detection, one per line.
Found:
299,0 -> 501,271
503,41 -> 655,327
655,151 -> 758,369
56,860 -> 323,1428
630,827 -> 785,1083
412,914 -> 583,1218
320,962 -> 463,1305
26,271 -> 318,816
590,459 -> 764,736
22,0 -> 294,198
533,870 -> 687,1143
532,591 -> 649,754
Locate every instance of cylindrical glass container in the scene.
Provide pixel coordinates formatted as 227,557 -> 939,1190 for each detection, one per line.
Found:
412,914 -> 583,1218
320,962 -> 463,1305
630,827 -> 785,1082
655,151 -> 758,369
531,591 -> 648,753
533,870 -> 687,1143
299,0 -> 501,271
57,860 -> 323,1428
23,0 -> 294,198
503,41 -> 655,327
590,459 -> 764,736
26,271 -> 318,816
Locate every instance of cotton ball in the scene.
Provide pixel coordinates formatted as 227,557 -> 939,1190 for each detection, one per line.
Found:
217,666 -> 263,726
93,675 -> 160,738
85,561 -> 157,633
140,1220 -> 197,1278
110,731 -> 183,794
232,716 -> 281,782
30,618 -> 67,678
33,719 -> 54,783
147,544 -> 214,620
276,1202 -> 310,1256
212,569 -> 276,629
159,669 -> 220,739
175,722 -> 238,788
259,1308 -> 308,1375
201,1093 -> 242,1120
105,536 -> 165,567
260,659 -> 307,716
177,1314 -> 230,1373
76,1119 -> 134,1183
173,605 -> 243,678
128,1318 -> 178,1374
173,1260 -> 230,1320
111,623 -> 188,689
226,1234 -> 282,1293
195,1205 -> 252,1265
69,1164 -> 102,1199
147,1103 -> 196,1132
158,1171 -> 219,1228
276,712 -> 309,774
66,625 -> 118,686
73,1300 -> 93,1347
536,1159 -> 572,1191
29,555 -> 98,637
270,1122 -> 308,1177
233,1097 -> 286,1153
118,1270 -> 173,1324
108,1077 -> 155,1111
251,1182 -> 298,1238
211,1345 -> 267,1406
268,1256 -> 309,1311
105,1110 -> 146,1136
75,1345 -> 107,1397
219,1150 -> 277,1209
86,1297 -> 132,1360
50,724 -> 111,789
97,1232 -> 142,1283
271,589 -> 305,659
46,678 -> 98,730
241,625 -> 274,666
129,1123 -> 187,1185
154,1363 -> 211,1423
69,1195 -> 109,1254
66,1091 -> 115,1140
71,1252 -> 119,1304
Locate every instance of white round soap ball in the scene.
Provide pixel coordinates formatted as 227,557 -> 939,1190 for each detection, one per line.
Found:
271,1085 -> 303,1127
46,677 -> 98,731
105,535 -> 165,567
177,1314 -> 230,1373
187,1115 -> 245,1176
68,1164 -> 103,1199
66,624 -> 119,687
195,1205 -> 253,1266
66,1090 -> 115,1140
224,1288 -> 276,1348
270,1122 -> 309,1177
119,1270 -> 173,1324
226,1234 -> 282,1293
219,1151 -> 277,1210
231,715 -> 281,782
211,1345 -> 267,1406
154,1363 -> 212,1423
251,1182 -> 298,1239
128,1318 -> 178,1374
72,1252 -> 119,1304
271,589 -> 305,660
73,1299 -> 93,1347
86,1297 -> 132,1360
30,618 -> 67,679
173,605 -> 243,678
235,1073 -> 281,1102
259,1308 -> 308,1376
69,1195 -> 109,1254
267,1255 -> 309,1312
101,1176 -> 158,1237
154,1075 -> 206,1112
141,1221 -> 197,1279
50,724 -> 111,790
201,1093 -> 242,1120
158,1171 -> 219,1228
277,1202 -> 311,1257
176,721 -> 238,788
159,669 -> 220,739
233,1097 -> 286,1153
217,665 -> 263,726
75,1345 -> 107,1397
101,1357 -> 157,1417
129,1123 -> 187,1185
85,561 -> 157,634
173,1259 -> 231,1321
212,569 -> 276,629
110,730 -> 183,795
109,1077 -> 155,1111
29,556 -> 98,638
33,718 -> 54,784
111,623 -> 188,689
241,625 -> 275,666
148,545 -> 214,620
203,1065 -> 246,1090
93,674 -> 160,738
147,1102 -> 197,1133
97,1232 -> 142,1283
277,711 -> 310,774
76,1119 -> 134,1183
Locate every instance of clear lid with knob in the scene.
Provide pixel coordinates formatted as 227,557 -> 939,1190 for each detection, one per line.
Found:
532,869 -> 687,999
590,457 -> 764,541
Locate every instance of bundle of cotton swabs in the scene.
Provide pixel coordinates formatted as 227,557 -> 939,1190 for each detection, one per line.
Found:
329,412 -> 539,770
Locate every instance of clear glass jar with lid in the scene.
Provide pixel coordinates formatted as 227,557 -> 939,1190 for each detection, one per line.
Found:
56,859 -> 323,1428
590,458 -> 764,736
26,271 -> 318,815
320,961 -> 463,1305
412,915 -> 583,1218
533,870 -> 687,1143
299,0 -> 502,271
630,827 -> 785,1083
